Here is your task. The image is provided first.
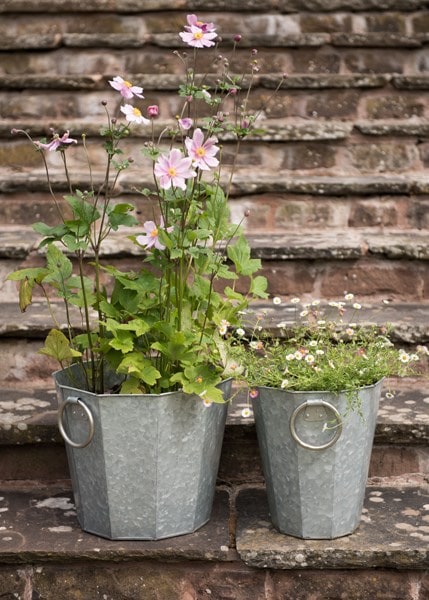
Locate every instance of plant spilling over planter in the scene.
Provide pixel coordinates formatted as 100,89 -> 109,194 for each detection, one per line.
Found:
229,294 -> 427,413
8,15 -> 284,401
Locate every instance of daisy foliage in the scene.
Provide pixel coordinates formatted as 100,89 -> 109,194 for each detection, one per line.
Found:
229,294 -> 426,411
8,14 -> 282,402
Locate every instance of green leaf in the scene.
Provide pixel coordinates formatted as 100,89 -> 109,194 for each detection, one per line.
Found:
7,267 -> 50,312
107,203 -> 138,230
62,234 -> 88,252
151,331 -> 195,363
6,267 -> 49,283
44,244 -> 74,298
250,275 -> 269,299
227,235 -> 261,276
38,329 -> 82,362
117,353 -> 161,386
18,277 -> 34,312
120,376 -> 143,394
32,222 -> 67,239
66,192 -> 100,226
224,286 -> 245,301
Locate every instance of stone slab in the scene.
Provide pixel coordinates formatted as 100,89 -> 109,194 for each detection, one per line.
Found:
2,563 -> 427,600
2,226 -> 429,261
3,170 -> 429,197
0,378 -> 428,446
236,478 -> 429,570
0,484 -> 233,564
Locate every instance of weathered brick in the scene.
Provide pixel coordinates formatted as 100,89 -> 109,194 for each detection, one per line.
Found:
348,142 -> 417,173
418,142 -> 429,168
299,13 -> 353,33
306,89 -> 360,118
292,49 -> 341,73
320,260 -> 426,300
369,446 -> 421,477
344,49 -> 405,73
364,13 -> 408,34
280,142 -> 336,170
274,197 -> 346,228
407,199 -> 429,229
0,142 -> 41,169
411,12 -> 429,34
366,95 -> 425,119
271,570 -> 419,600
348,199 -> 400,227
257,262 -> 318,296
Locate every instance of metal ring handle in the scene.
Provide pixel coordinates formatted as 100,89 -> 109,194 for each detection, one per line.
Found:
58,396 -> 94,449
289,400 -> 343,451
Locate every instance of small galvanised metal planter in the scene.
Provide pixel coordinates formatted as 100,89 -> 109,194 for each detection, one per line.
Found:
54,363 -> 230,540
251,380 -> 383,539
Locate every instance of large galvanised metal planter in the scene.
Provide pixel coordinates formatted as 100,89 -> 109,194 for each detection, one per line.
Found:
251,380 -> 383,539
54,363 -> 230,540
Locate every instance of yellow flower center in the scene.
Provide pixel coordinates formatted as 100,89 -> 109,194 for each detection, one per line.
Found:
193,31 -> 203,40
124,80 -> 132,88
168,167 -> 177,177
196,147 -> 206,157
150,228 -> 158,238
133,107 -> 142,117
196,376 -> 203,383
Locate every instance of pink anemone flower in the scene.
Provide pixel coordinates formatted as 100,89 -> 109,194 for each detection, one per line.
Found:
185,14 -> 216,32
185,128 -> 219,171
179,25 -> 217,48
108,76 -> 144,99
120,104 -> 150,125
34,131 -> 77,152
136,219 -> 171,251
154,148 -> 196,190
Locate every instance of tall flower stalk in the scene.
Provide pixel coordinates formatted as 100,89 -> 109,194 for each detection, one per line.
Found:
8,15 -> 275,401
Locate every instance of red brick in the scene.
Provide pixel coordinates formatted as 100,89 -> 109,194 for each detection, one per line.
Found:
321,260 -> 425,300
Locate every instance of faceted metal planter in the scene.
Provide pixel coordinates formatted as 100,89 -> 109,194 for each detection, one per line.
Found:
252,380 -> 383,539
54,364 -> 230,540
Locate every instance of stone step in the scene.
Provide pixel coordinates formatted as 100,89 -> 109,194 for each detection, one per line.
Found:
1,0 -> 427,13
0,190 -> 427,231
4,117 -> 429,141
4,123 -> 429,179
0,475 -> 427,599
0,39 -> 426,78
0,378 -> 427,483
1,81 -> 428,128
2,228 -> 428,303
2,170 -> 429,197
0,18 -> 427,50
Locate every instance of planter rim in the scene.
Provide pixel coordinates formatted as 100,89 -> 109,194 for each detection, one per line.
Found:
254,378 -> 384,396
53,365 -> 232,400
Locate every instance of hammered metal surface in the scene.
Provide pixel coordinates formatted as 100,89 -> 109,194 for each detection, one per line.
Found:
252,381 -> 382,539
54,365 -> 230,540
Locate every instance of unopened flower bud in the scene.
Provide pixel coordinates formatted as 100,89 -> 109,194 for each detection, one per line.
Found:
251,48 -> 258,55
244,209 -> 251,217
230,88 -> 238,96
101,100 -> 108,106
147,105 -> 159,118
11,128 -> 17,135
233,34 -> 242,43
111,117 -> 117,124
